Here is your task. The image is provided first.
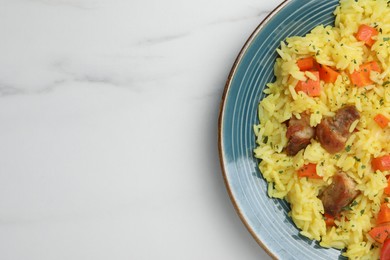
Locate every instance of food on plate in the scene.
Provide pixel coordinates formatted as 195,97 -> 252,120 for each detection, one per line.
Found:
319,171 -> 359,217
286,112 -> 315,156
253,0 -> 390,258
316,105 -> 360,154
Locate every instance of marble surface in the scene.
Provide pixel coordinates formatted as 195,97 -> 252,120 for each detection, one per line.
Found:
0,0 -> 283,259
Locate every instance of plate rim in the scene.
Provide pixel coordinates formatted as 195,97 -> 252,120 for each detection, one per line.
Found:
217,1 -> 290,259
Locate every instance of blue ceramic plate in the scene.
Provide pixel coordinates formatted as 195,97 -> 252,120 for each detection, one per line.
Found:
218,0 -> 345,259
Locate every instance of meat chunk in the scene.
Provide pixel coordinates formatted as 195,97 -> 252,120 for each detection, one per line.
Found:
285,112 -> 315,156
319,172 -> 359,217
316,105 -> 360,154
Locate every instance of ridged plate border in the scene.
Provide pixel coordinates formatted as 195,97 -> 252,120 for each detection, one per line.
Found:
218,0 -> 343,259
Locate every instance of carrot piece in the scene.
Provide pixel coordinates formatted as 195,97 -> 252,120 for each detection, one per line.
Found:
374,114 -> 390,128
318,64 -> 340,83
372,155 -> 390,172
297,57 -> 315,71
349,71 -> 371,87
350,61 -> 381,87
355,24 -> 378,47
381,239 -> 390,260
324,213 -> 336,227
295,71 -> 321,97
377,203 -> 390,225
385,178 -> 390,196
368,224 -> 390,243
369,61 -> 381,72
297,163 -> 322,179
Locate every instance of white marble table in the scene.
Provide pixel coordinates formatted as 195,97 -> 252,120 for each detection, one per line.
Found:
0,0 -> 283,259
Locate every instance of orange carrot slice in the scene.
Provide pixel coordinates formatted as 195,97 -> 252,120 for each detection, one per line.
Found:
355,24 -> 378,47
295,71 -> 321,97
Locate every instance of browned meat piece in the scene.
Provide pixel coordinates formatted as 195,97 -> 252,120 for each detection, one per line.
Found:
316,105 -> 360,154
319,172 -> 359,217
285,112 -> 315,156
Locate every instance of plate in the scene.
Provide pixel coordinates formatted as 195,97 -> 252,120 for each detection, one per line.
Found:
218,0 -> 344,259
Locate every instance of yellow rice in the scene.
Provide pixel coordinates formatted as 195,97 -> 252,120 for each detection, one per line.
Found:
254,0 -> 390,258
